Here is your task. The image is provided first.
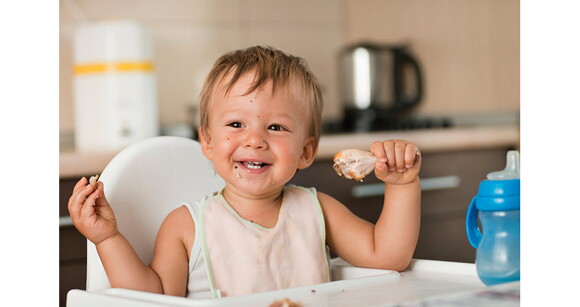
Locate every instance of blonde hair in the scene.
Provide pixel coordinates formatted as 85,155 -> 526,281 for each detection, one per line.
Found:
199,45 -> 323,143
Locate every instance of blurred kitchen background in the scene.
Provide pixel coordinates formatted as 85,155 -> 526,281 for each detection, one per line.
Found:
59,0 -> 519,305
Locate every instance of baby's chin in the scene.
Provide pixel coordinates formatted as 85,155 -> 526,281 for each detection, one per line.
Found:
227,179 -> 286,198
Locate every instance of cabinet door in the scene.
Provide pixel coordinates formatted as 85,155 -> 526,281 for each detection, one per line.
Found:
290,147 -> 513,263
60,177 -> 88,306
60,225 -> 87,306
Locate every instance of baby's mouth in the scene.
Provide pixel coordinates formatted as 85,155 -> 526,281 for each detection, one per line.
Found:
238,161 -> 270,170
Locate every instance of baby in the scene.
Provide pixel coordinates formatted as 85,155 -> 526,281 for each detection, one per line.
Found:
68,46 -> 422,298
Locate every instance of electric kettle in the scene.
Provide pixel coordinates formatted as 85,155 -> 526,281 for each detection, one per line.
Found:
339,43 -> 423,131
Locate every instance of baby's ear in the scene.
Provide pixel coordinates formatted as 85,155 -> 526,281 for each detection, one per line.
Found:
298,137 -> 317,169
198,127 -> 213,160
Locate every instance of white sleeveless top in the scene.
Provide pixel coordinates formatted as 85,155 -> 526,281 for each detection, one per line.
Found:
182,185 -> 330,298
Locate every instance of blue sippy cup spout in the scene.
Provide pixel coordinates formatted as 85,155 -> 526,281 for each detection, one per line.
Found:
487,151 -> 519,180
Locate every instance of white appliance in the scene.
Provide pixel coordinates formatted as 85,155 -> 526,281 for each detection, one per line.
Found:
73,20 -> 158,152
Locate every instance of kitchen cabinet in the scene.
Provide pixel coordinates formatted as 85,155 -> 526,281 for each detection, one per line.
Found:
59,177 -> 87,307
289,147 -> 515,263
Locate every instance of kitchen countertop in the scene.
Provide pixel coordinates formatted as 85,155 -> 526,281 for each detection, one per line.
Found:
60,124 -> 519,178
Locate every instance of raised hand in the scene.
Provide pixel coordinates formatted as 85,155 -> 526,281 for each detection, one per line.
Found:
67,177 -> 119,245
371,140 -> 421,185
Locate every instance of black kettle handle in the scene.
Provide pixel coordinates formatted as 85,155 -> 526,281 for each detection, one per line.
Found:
394,49 -> 423,110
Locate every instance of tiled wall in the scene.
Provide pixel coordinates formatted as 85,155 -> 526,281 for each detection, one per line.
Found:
60,0 -> 519,135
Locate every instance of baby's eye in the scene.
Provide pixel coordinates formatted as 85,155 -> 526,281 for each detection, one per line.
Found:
268,124 -> 287,131
227,122 -> 243,128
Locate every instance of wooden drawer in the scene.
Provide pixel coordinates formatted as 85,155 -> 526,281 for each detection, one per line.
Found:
60,176 -> 90,307
60,261 -> 86,306
60,177 -> 79,216
60,225 -> 87,262
418,149 -> 508,215
414,215 -> 476,263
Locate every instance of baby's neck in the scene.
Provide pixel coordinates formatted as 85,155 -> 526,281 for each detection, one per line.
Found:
221,187 -> 284,228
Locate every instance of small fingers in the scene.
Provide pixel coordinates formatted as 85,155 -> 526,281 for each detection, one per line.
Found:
86,187 -> 100,207
383,141 -> 397,171
404,143 -> 419,168
68,197 -> 82,222
80,188 -> 99,221
68,184 -> 94,220
68,178 -> 86,214
394,141 -> 407,172
370,141 -> 387,171
74,177 -> 88,193
371,140 -> 420,173
370,141 -> 387,162
93,182 -> 106,206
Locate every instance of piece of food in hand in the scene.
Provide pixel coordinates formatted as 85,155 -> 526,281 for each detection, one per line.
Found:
268,298 -> 302,307
88,175 -> 99,189
333,149 -> 377,182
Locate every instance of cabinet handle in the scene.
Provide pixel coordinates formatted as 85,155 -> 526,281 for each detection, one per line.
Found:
351,175 -> 461,198
59,216 -> 73,227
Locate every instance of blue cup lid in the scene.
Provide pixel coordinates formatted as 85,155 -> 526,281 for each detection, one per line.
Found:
478,179 -> 520,196
475,179 -> 520,211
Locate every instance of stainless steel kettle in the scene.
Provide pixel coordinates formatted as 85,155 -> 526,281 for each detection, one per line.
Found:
339,43 -> 423,131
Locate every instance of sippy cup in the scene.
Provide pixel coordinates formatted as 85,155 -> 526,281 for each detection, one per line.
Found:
466,151 -> 520,286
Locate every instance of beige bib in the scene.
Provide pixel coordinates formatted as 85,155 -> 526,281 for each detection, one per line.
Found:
199,185 -> 330,297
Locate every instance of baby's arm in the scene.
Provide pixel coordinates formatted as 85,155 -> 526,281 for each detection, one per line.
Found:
68,178 -> 191,295
321,140 -> 421,271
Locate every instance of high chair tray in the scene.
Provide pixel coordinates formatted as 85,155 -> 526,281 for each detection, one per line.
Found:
67,258 -> 519,306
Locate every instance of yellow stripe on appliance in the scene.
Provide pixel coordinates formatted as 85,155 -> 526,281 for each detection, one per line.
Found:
74,61 -> 153,74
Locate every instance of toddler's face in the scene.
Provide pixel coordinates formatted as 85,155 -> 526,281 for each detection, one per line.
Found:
200,71 -> 316,198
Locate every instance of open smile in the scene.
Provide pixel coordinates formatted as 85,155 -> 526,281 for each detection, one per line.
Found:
236,160 -> 271,171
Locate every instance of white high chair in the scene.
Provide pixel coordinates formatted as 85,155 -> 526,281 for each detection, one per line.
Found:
68,137 -> 492,307
84,136 -> 224,291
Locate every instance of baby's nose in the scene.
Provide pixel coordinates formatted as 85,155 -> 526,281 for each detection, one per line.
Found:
244,129 -> 268,149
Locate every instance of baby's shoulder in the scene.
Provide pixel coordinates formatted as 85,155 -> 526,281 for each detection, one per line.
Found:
165,205 -> 195,225
158,205 -> 196,250
160,205 -> 195,235
315,190 -> 338,203
315,191 -> 347,213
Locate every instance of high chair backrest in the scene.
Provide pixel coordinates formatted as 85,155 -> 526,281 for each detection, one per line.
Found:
85,136 -> 224,291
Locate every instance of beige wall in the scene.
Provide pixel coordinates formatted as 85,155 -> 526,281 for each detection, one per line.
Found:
59,0 -> 343,132
343,0 -> 520,115
60,0 -> 519,134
